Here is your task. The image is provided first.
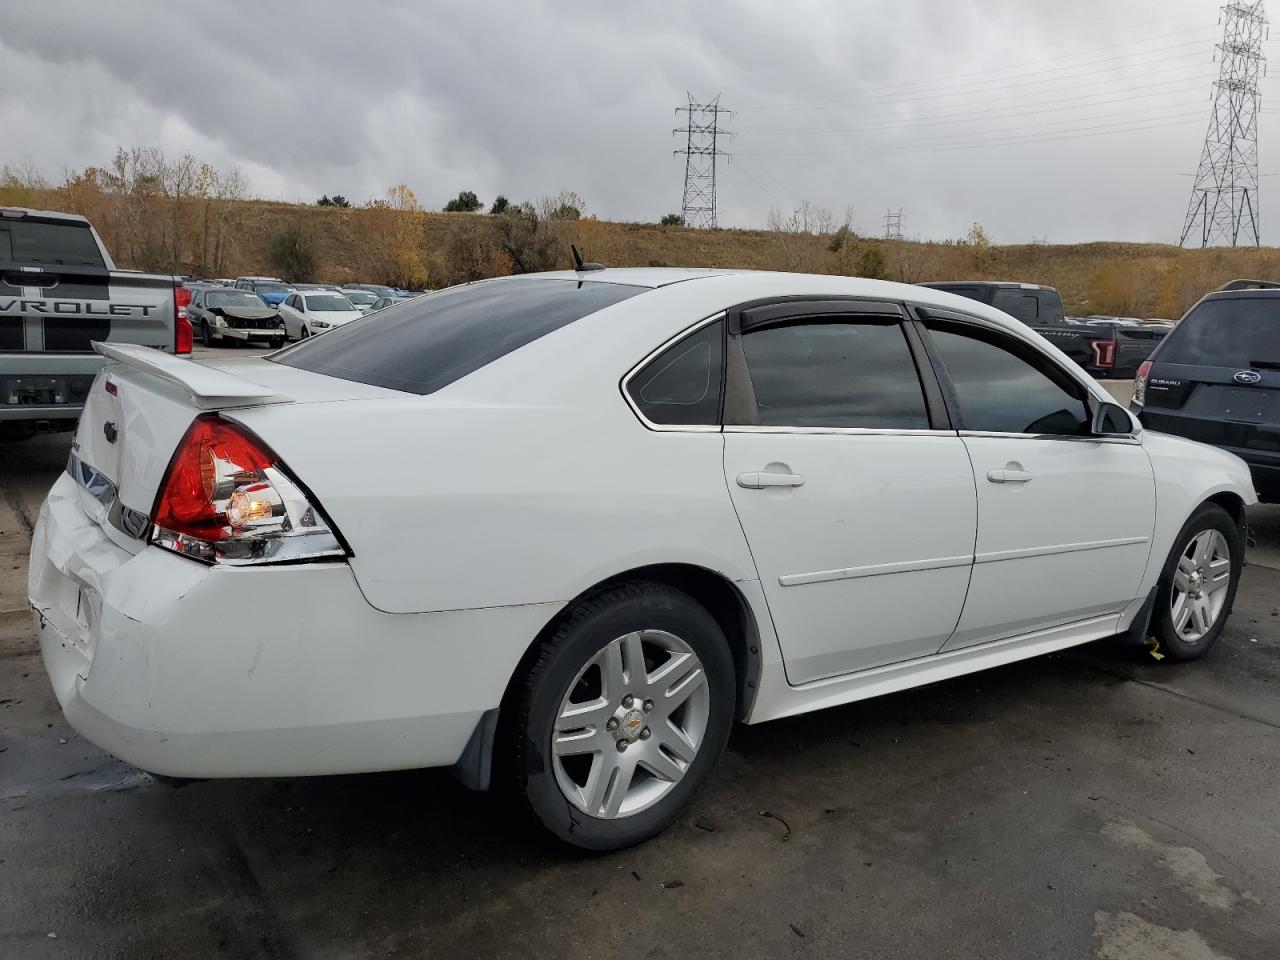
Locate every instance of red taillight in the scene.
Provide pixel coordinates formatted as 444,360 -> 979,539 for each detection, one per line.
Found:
1091,339 -> 1116,369
174,284 -> 193,355
150,414 -> 346,565
153,416 -> 275,543
1133,360 -> 1152,407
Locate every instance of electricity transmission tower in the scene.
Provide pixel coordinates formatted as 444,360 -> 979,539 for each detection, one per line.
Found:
1180,1 -> 1268,247
883,208 -> 904,240
674,94 -> 733,228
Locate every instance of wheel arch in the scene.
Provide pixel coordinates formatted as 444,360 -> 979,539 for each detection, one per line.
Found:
1204,490 -> 1248,532
460,563 -> 764,793
517,563 -> 762,722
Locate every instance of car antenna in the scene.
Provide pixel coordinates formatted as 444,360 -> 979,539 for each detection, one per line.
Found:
570,244 -> 606,272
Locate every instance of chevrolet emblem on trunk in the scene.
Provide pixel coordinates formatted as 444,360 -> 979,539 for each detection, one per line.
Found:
103,420 -> 118,444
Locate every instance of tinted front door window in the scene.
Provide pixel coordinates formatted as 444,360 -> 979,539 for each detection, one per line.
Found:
927,323 -> 1089,436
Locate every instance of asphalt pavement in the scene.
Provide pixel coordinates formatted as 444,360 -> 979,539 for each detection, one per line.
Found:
1,366 -> 1278,959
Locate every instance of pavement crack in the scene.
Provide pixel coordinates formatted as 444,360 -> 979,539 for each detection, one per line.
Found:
1069,656 -> 1280,732
2,487 -> 35,540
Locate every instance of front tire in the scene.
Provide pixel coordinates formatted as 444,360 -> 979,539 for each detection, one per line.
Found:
1151,503 -> 1243,662
509,582 -> 735,851
200,320 -> 215,347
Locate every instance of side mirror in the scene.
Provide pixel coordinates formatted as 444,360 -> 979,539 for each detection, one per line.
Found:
1091,400 -> 1137,437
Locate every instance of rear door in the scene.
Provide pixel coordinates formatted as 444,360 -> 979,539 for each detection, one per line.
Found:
720,300 -> 978,683
1137,296 -> 1280,491
917,309 -> 1155,648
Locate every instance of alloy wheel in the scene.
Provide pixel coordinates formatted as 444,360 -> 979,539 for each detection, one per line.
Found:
1170,528 -> 1232,642
552,629 -> 710,819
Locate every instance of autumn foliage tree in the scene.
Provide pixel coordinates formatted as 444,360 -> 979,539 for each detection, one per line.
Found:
350,184 -> 430,288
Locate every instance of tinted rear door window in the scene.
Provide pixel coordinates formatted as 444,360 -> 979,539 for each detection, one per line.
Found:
0,219 -> 105,267
274,278 -> 644,394
1158,297 -> 1280,366
735,320 -> 930,429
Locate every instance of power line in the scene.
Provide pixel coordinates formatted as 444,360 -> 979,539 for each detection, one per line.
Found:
1181,2 -> 1268,247
746,37 -> 1221,116
741,104 -> 1209,158
737,113 -> 1207,162
750,75 -> 1214,139
674,93 -> 733,229
739,24 -> 1221,111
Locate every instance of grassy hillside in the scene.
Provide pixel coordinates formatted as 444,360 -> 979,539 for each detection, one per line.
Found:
8,181 -> 1280,318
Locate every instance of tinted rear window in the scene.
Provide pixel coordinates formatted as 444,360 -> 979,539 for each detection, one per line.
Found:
0,219 -> 105,267
274,278 -> 645,394
1158,297 -> 1280,366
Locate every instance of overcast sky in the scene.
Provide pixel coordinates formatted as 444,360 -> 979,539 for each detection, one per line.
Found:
2,0 -> 1274,244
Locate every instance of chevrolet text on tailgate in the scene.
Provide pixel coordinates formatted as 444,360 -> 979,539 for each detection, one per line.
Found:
0,206 -> 192,441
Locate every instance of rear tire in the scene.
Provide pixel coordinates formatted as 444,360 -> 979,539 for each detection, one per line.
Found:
1150,503 -> 1243,662
509,582 -> 735,851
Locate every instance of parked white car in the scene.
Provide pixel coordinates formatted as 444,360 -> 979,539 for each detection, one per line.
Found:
30,270 -> 1255,850
277,291 -> 365,338
338,289 -> 378,313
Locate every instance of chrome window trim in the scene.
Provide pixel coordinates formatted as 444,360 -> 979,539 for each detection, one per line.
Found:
957,430 -> 1141,446
724,425 -> 957,437
620,311 -> 727,433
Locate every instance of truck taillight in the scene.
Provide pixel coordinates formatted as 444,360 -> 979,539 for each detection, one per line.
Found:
1090,339 -> 1116,369
150,414 -> 347,565
1132,360 -> 1152,407
175,284 -> 193,355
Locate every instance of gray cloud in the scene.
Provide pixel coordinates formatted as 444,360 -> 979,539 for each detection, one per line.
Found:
0,0 -> 1267,243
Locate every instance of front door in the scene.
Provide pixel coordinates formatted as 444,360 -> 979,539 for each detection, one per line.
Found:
918,316 -> 1156,649
721,304 -> 977,684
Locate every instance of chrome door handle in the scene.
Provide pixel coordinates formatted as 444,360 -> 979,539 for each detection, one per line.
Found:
737,471 -> 806,489
987,468 -> 1033,484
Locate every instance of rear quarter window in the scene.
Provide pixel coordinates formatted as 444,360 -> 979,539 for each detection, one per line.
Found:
1157,297 -> 1280,366
273,277 -> 645,395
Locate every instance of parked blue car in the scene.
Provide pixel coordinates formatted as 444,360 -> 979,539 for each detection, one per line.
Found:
235,276 -> 294,307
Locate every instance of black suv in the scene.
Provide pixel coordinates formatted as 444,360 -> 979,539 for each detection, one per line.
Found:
1133,280 -> 1280,499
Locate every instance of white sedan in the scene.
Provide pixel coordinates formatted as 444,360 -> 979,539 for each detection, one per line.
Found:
276,290 -> 365,339
30,269 -> 1254,850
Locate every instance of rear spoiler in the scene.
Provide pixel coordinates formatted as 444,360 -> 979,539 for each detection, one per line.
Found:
92,342 -> 290,409
1217,278 -> 1280,291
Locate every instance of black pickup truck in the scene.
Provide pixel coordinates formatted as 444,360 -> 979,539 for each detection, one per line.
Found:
919,281 -> 1165,379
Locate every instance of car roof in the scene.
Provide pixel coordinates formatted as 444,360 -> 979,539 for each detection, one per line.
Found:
1203,288 -> 1280,300
920,280 -> 1058,292
0,206 -> 91,225
480,269 -> 1052,336
526,267 -> 740,289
